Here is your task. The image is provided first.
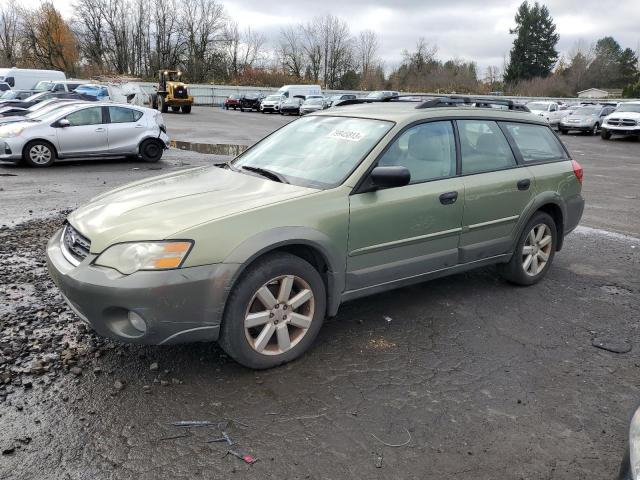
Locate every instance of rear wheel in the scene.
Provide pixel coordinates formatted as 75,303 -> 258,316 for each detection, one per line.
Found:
182,105 -> 191,114
591,123 -> 599,135
601,129 -> 612,140
219,253 -> 326,369
158,96 -> 168,113
497,211 -> 557,286
139,139 -> 164,162
23,140 -> 56,168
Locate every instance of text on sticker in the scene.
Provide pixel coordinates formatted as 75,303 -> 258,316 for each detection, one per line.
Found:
328,129 -> 364,142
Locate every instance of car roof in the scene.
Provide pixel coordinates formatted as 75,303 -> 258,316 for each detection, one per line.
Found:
315,101 -> 548,125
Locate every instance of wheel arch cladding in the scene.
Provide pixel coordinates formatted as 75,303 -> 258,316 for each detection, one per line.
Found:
24,139 -> 58,159
537,203 -> 564,251
223,227 -> 345,317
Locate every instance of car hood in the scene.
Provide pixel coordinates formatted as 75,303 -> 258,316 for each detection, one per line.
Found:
528,109 -> 546,115
68,166 -> 317,253
607,111 -> 640,120
0,115 -> 26,125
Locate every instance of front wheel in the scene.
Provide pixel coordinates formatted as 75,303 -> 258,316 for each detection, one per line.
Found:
219,253 -> 326,369
139,139 -> 164,162
591,123 -> 599,135
23,140 -> 56,167
601,129 -> 612,140
497,212 -> 557,286
559,128 -> 568,135
171,106 -> 180,112
182,105 -> 191,114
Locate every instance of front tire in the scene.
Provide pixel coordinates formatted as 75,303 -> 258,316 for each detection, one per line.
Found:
158,96 -> 168,113
182,105 -> 191,114
219,253 -> 326,369
591,123 -> 599,135
23,140 -> 56,167
601,129 -> 612,140
497,212 -> 557,286
139,139 -> 164,162
559,128 -> 568,135
171,106 -> 180,112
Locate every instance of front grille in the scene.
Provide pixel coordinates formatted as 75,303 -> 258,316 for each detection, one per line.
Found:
173,86 -> 188,99
607,118 -> 637,127
62,224 -> 91,265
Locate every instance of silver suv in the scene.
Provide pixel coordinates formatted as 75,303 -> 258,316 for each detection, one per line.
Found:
0,103 -> 169,167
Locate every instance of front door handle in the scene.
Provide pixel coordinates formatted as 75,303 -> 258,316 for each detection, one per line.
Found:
134,124 -> 144,128
517,179 -> 531,191
439,191 -> 458,205
95,127 -> 106,132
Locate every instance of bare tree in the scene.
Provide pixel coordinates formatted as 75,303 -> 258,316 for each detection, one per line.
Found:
181,0 -> 226,82
0,0 -> 21,66
356,30 -> 379,77
74,0 -> 106,71
152,0 -> 184,73
279,25 -> 305,79
224,21 -> 266,80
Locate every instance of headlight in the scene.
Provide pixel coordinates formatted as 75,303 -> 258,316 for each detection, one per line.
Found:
0,125 -> 25,138
94,241 -> 193,275
630,407 -> 640,479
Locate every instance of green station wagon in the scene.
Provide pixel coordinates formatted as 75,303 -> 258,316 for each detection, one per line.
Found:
47,97 -> 584,368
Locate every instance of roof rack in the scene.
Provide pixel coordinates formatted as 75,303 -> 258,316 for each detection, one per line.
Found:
334,94 -> 530,112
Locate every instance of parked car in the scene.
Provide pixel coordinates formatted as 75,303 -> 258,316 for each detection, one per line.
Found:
558,104 -> 616,135
0,67 -> 65,90
0,82 -> 10,92
525,101 -> 563,127
0,90 -> 37,101
617,404 -> 640,480
0,103 -> 168,167
601,101 -> 640,140
239,93 -> 263,112
45,100 -> 584,369
366,90 -> 399,100
280,97 -> 304,115
0,99 -> 90,126
329,94 -> 357,106
260,94 -> 284,113
33,80 -> 86,93
0,91 -> 96,112
300,97 -> 328,114
224,94 -> 241,110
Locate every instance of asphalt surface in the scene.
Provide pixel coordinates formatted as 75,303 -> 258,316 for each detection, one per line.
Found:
1,107 -> 639,479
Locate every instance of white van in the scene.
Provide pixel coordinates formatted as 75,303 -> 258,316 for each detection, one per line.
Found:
277,85 -> 322,100
0,68 -> 66,90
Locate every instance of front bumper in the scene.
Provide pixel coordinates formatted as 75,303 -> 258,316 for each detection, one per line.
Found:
260,104 -> 280,112
0,138 -> 24,162
46,228 -> 240,345
560,122 -> 595,131
603,125 -> 640,136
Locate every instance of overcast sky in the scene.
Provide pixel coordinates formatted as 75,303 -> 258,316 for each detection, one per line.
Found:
45,0 -> 640,75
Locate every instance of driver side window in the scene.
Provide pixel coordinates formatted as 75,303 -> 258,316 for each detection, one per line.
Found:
378,121 -> 456,184
65,107 -> 104,126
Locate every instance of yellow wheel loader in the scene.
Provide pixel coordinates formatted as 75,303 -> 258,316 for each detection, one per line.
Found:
154,70 -> 193,114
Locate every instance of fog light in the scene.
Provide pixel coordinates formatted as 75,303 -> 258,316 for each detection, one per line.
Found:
128,311 -> 147,334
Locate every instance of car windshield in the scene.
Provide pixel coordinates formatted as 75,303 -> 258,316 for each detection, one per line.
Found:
26,103 -> 74,119
615,103 -> 640,113
76,85 -> 106,96
574,107 -> 600,115
33,81 -> 55,91
0,91 -> 20,100
527,102 -> 549,110
265,95 -> 281,101
367,92 -> 383,99
305,98 -> 323,105
231,116 -> 393,189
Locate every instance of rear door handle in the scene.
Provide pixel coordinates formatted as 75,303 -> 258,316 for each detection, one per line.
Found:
95,127 -> 106,132
517,179 -> 531,191
439,191 -> 458,205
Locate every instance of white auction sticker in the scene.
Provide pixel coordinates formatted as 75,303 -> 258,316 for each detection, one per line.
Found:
327,129 -> 364,142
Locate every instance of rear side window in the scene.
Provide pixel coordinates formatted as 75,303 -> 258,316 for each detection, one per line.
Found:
109,106 -> 143,123
457,120 -> 516,175
502,123 -> 566,163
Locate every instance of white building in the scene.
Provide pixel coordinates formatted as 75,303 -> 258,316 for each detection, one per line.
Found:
577,88 -> 621,99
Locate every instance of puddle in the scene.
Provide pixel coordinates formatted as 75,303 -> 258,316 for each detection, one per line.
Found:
170,140 -> 248,156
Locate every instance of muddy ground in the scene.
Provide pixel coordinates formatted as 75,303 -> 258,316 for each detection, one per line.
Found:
1,108 -> 639,479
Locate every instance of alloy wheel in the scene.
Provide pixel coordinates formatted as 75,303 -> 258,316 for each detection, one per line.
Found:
522,224 -> 553,276
29,145 -> 52,165
244,275 -> 315,355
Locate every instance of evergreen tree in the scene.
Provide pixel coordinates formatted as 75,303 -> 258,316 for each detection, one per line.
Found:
504,2 -> 559,84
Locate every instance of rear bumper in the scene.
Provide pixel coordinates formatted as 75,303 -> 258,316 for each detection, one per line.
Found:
46,228 -> 240,345
564,193 -> 585,235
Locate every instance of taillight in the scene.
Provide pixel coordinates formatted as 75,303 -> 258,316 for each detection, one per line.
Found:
571,159 -> 583,184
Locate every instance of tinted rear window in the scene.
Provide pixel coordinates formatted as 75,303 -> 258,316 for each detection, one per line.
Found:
502,123 -> 566,163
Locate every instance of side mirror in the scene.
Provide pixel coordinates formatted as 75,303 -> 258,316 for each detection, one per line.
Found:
366,166 -> 411,191
57,119 -> 71,128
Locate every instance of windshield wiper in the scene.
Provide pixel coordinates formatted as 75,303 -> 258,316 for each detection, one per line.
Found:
241,165 -> 289,184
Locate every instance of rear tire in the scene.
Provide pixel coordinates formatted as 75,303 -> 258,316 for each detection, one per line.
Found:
219,252 -> 326,369
158,96 -> 168,113
601,129 -> 612,140
182,105 -> 191,114
139,139 -> 164,163
497,211 -> 557,286
22,140 -> 56,168
591,123 -> 599,135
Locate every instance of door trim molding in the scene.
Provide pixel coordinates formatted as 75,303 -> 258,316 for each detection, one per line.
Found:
348,227 -> 462,257
467,215 -> 519,231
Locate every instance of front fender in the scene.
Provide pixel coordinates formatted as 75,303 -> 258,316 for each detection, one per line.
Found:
224,226 -> 346,317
